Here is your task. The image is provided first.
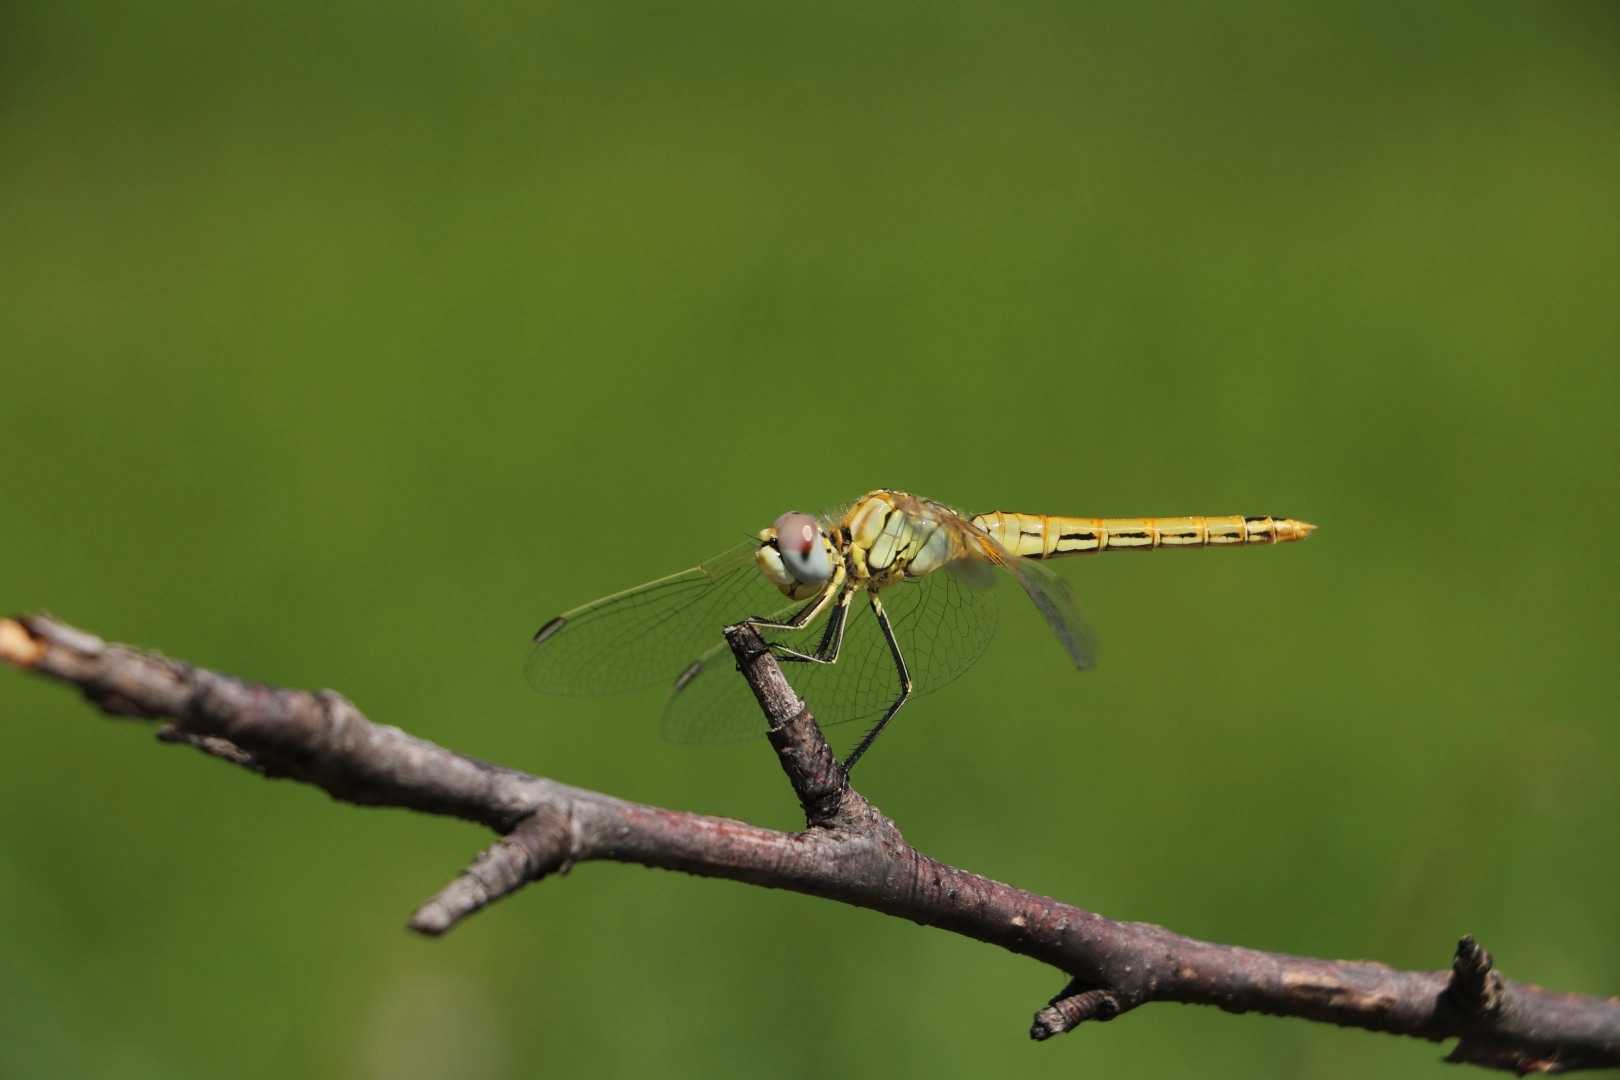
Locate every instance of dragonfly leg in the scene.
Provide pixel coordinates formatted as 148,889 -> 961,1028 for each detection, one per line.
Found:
774,586 -> 852,666
840,592 -> 913,772
745,578 -> 840,633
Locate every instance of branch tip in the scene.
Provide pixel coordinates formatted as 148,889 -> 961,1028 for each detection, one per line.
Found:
1031,982 -> 1125,1041
409,809 -> 574,936
724,622 -> 849,826
0,618 -> 45,667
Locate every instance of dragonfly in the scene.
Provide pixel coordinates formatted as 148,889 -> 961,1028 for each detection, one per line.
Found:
526,489 -> 1315,770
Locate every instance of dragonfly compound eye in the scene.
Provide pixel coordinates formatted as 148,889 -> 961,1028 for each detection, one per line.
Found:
772,512 -> 832,585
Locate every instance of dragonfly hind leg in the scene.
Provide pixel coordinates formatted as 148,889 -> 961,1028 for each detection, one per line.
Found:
840,591 -> 912,773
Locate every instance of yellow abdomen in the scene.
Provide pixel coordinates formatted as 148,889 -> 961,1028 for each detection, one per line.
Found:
970,512 -> 1316,559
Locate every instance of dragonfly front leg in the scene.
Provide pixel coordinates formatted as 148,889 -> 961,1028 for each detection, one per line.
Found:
744,576 -> 841,633
772,585 -> 852,666
840,591 -> 913,772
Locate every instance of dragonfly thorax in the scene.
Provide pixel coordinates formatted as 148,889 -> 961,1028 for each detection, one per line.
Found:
844,491 -> 968,586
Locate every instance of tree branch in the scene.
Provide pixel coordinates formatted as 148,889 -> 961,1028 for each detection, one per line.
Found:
3,613 -> 1616,1073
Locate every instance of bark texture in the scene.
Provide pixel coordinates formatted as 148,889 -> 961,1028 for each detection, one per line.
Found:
3,613 -> 1616,1073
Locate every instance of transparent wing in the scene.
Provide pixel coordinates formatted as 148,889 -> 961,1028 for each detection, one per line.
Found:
660,559 -> 999,744
927,505 -> 1096,672
796,559 -> 1001,722
653,638 -> 762,744
994,543 -> 1097,671
525,541 -> 798,697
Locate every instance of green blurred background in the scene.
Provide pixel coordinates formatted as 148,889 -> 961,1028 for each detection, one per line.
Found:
3,1 -> 1618,1076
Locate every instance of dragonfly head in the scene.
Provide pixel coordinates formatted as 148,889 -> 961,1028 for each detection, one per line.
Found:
756,511 -> 835,599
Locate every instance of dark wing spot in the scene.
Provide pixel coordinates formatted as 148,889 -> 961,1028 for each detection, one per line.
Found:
672,660 -> 704,692
533,616 -> 567,644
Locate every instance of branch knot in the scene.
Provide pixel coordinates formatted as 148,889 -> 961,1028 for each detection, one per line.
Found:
1449,935 -> 1507,1019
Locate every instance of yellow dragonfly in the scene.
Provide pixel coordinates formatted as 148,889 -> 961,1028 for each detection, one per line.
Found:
527,489 -> 1315,769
